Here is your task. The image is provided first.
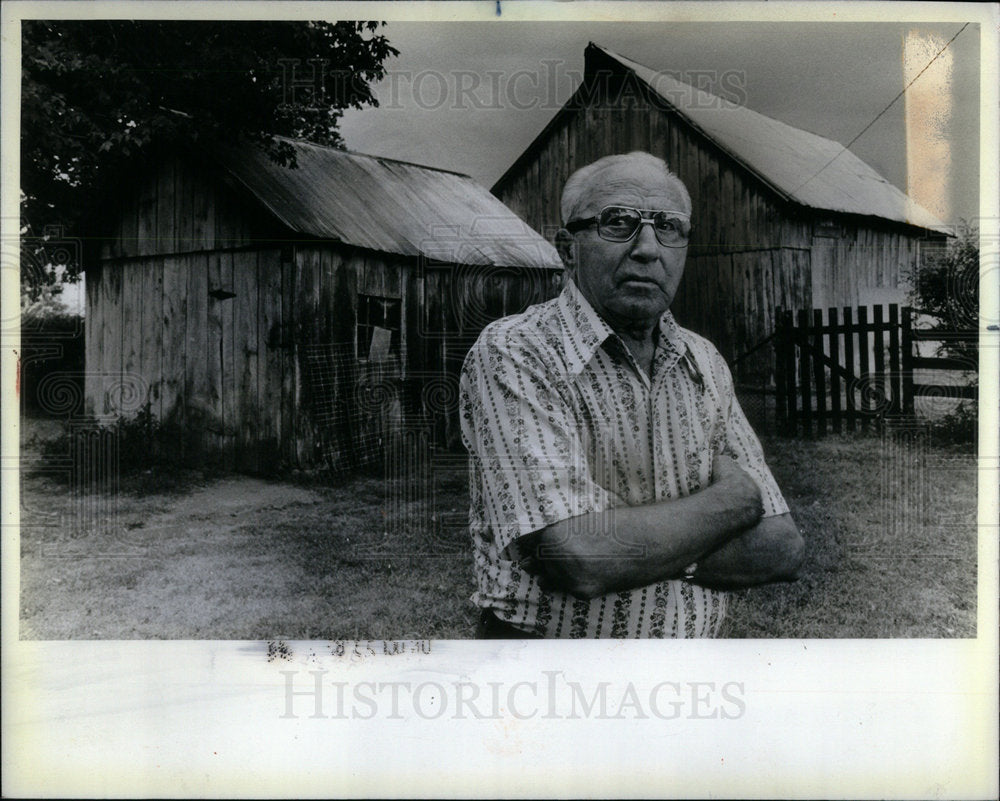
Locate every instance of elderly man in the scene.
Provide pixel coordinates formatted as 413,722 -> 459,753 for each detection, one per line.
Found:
459,151 -> 803,638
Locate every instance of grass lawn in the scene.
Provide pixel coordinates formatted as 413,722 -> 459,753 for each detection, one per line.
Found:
720,432 -> 977,638
19,419 -> 977,639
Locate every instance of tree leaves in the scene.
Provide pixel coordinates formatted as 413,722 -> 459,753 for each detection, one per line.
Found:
20,20 -> 399,283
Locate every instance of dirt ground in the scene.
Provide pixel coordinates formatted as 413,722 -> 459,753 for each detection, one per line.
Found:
18,419 -> 477,639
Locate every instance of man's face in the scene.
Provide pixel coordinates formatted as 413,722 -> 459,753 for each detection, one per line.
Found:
564,162 -> 689,332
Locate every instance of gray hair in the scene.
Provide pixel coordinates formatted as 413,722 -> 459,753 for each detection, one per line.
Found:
560,151 -> 692,225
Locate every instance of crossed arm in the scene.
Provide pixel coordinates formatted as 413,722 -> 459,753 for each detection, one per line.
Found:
520,455 -> 804,600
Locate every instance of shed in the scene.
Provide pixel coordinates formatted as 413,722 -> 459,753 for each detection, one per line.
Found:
84,138 -> 562,471
492,42 -> 950,377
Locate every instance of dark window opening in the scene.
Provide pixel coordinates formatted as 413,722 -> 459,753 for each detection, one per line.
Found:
356,294 -> 401,360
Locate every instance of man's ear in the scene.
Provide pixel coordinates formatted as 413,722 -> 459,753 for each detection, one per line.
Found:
554,228 -> 577,272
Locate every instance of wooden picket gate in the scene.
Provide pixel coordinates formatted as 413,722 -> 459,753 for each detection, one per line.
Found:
773,305 -> 976,435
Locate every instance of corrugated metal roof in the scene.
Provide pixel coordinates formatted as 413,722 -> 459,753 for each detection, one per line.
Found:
217,138 -> 562,268
566,44 -> 946,232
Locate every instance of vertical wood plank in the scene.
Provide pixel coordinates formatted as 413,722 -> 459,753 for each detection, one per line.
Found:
140,258 -> 164,422
206,251 -> 226,460
107,194 -> 123,260
857,305 -> 870,429
873,304 -> 886,419
649,104 -> 666,164
191,168 -> 215,252
120,184 -> 139,259
797,309 -> 811,436
812,308 -> 826,435
176,161 -> 194,253
828,307 -> 842,433
155,159 -> 176,256
774,307 -> 786,425
220,250 -> 237,469
185,253 -> 210,457
280,250 -> 296,467
84,265 -> 103,418
888,304 -> 901,415
901,306 -> 915,414
293,248 -> 318,466
783,309 -> 797,432
842,306 -> 856,431
258,248 -> 283,467
136,174 -> 157,257
234,249 -> 260,471
720,167 -> 734,252
705,148 -> 721,255
160,256 -> 186,433
101,265 -> 123,416
397,258 -> 409,378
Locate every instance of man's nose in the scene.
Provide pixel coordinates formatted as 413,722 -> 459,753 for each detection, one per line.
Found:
629,221 -> 660,261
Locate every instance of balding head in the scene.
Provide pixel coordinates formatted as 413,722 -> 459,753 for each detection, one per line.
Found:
560,152 -> 692,226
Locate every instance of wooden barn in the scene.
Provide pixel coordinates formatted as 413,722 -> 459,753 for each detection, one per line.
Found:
493,42 -> 950,378
84,138 -> 562,472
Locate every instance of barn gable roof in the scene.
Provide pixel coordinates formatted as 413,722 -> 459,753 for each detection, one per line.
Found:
497,42 -> 948,233
217,138 -> 562,269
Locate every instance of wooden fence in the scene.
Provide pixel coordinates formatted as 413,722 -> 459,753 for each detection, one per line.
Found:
773,305 -> 977,435
901,308 -> 979,413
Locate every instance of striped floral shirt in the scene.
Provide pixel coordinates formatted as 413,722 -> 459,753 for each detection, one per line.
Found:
459,280 -> 789,638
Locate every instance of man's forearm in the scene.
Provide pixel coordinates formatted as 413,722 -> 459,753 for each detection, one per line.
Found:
529,471 -> 763,598
690,512 -> 804,589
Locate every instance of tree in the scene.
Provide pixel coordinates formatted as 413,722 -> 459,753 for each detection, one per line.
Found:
20,20 -> 398,287
908,222 -> 979,366
907,222 -> 979,443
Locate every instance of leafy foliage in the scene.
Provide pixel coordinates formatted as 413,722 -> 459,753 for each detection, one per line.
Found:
908,222 -> 979,363
21,20 -> 398,282
907,223 -> 979,445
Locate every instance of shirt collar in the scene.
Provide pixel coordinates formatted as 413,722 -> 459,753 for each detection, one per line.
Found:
556,279 -> 686,376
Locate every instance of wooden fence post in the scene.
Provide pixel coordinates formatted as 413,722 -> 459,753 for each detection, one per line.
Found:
783,309 -> 797,434
829,307 -> 842,433
857,305 -> 870,430
901,306 -> 915,414
797,309 -> 811,436
888,304 -> 901,415
774,307 -> 785,426
812,308 -> 826,435
873,304 -> 886,420
842,306 -> 855,432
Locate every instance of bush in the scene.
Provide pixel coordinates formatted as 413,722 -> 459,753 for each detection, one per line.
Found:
20,309 -> 85,418
33,404 -> 205,494
908,222 -> 978,447
929,401 -> 977,447
908,222 -> 979,363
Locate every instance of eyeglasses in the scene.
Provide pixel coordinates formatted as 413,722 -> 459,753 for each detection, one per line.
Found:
565,205 -> 692,248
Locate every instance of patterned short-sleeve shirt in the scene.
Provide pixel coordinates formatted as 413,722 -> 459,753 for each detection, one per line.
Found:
459,280 -> 789,638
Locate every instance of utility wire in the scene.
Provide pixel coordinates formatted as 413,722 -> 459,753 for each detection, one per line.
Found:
791,22 -> 969,196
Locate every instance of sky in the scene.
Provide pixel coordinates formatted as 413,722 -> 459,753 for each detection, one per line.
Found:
339,20 -> 981,226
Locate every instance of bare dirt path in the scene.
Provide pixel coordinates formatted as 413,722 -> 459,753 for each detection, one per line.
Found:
20,474 -> 328,638
19,418 -> 478,639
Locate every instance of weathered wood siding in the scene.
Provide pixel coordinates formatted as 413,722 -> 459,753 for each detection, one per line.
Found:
493,76 -> 926,371
809,221 -> 925,310
85,245 -> 286,471
99,156 -> 280,260
87,156 -> 290,470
